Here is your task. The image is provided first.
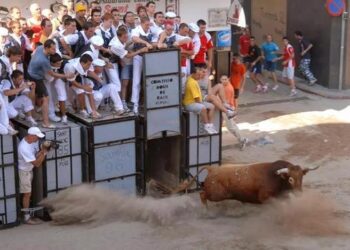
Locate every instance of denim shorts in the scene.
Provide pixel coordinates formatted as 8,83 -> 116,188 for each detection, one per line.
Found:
121,64 -> 133,80
185,101 -> 214,114
264,61 -> 277,72
250,63 -> 262,74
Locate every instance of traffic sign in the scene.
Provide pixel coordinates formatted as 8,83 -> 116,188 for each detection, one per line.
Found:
326,0 -> 346,16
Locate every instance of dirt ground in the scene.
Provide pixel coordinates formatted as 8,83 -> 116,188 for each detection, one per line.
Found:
1,83 -> 350,250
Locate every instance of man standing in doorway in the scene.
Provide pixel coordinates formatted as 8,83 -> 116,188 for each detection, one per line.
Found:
294,31 -> 317,85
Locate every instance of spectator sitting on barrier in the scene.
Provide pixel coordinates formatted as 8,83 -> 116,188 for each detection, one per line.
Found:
157,21 -> 191,49
64,53 -> 101,119
131,16 -> 155,114
18,127 -> 47,225
220,75 -> 248,150
183,66 -> 217,135
84,59 -> 126,115
0,70 -> 37,125
198,66 -> 236,120
0,46 -> 23,135
109,26 -> 149,112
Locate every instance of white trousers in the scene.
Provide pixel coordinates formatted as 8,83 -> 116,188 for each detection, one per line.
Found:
131,55 -> 143,105
84,79 -> 123,113
45,80 -> 57,117
8,95 -> 34,118
105,63 -> 121,92
0,94 -> 10,134
224,114 -> 242,141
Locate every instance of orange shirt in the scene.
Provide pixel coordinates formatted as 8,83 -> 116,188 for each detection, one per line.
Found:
224,83 -> 235,107
230,62 -> 246,89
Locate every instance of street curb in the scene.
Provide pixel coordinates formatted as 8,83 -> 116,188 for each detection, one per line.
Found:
275,73 -> 350,100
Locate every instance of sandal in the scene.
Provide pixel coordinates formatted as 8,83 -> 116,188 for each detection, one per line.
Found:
42,123 -> 56,129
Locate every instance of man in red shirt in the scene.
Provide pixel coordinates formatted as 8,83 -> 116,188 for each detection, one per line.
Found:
239,27 -> 250,63
275,37 -> 297,96
193,19 -> 214,72
178,23 -> 194,94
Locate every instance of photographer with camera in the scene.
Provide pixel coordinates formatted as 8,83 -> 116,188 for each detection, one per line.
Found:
18,126 -> 48,225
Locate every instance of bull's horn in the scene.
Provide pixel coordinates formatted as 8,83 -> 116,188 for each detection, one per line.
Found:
303,165 -> 321,172
276,168 -> 289,175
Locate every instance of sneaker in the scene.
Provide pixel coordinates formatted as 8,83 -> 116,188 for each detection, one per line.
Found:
224,103 -> 235,112
79,110 -> 89,118
42,123 -> 56,129
204,124 -> 214,135
289,89 -> 297,97
262,85 -> 269,93
49,115 -> 61,122
226,110 -> 236,120
240,138 -> 248,151
90,112 -> 102,119
254,85 -> 262,93
133,105 -> 139,115
18,112 -> 26,120
309,79 -> 317,86
61,115 -> 68,124
7,125 -> 18,135
23,218 -> 42,225
26,116 -> 37,126
113,108 -> 127,116
209,124 -> 218,134
272,84 -> 279,91
122,100 -> 130,113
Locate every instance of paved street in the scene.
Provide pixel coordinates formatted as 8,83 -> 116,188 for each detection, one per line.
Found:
1,79 -> 350,250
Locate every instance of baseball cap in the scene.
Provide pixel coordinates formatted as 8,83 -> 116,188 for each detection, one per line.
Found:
93,59 -> 106,67
188,23 -> 199,33
28,127 -> 45,138
0,27 -> 9,36
165,11 -> 176,18
90,35 -> 104,46
75,2 -> 87,13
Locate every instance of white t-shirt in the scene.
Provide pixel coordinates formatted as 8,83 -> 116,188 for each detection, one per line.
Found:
18,138 -> 39,172
131,25 -> 152,39
150,24 -> 163,43
192,33 -> 201,58
109,36 -> 128,59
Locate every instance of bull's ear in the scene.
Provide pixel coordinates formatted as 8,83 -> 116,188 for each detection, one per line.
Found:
302,169 -> 309,175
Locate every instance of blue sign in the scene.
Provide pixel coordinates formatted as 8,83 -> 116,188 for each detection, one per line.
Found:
217,30 -> 232,48
326,0 -> 346,16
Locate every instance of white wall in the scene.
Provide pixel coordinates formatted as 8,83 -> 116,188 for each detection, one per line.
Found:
179,0 -> 231,31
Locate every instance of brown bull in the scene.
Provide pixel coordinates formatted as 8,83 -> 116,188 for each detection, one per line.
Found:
166,161 -> 319,205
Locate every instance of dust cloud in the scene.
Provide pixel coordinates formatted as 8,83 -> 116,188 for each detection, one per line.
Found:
41,185 -> 348,238
40,184 -> 198,226
240,190 -> 348,238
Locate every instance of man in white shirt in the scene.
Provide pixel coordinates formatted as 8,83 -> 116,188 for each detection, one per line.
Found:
150,12 -> 165,43
109,27 -> 149,112
18,127 -> 47,225
131,16 -> 155,114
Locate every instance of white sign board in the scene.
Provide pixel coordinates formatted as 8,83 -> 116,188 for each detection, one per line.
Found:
227,0 -> 247,28
100,0 -> 166,15
146,74 -> 180,109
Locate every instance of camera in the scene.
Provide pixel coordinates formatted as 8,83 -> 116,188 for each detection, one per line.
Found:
40,139 -> 61,151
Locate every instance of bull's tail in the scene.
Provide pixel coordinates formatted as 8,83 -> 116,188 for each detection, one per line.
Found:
154,166 -> 208,195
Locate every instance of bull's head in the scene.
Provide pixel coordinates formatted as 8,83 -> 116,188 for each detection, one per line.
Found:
276,165 -> 320,191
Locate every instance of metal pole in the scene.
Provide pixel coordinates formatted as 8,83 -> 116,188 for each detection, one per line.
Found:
339,11 -> 348,90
